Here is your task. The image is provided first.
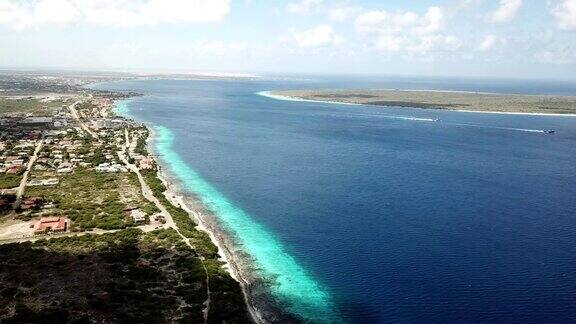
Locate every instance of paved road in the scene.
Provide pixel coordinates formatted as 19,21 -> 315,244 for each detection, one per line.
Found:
12,138 -> 43,211
119,129 -> 175,228
69,100 -> 99,139
119,127 -> 212,323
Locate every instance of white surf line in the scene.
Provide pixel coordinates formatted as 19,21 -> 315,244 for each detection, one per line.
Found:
259,91 -> 557,133
257,90 -> 362,106
257,90 -> 576,117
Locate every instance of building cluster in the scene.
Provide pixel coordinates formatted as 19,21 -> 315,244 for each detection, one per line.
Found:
33,129 -> 88,174
28,178 -> 59,186
32,127 -> 130,174
92,118 -> 124,131
94,161 -> 127,173
81,97 -> 114,118
0,99 -> 133,186
0,106 -> 69,129
0,130 -> 39,175
21,196 -> 43,211
128,129 -> 156,171
0,94 -> 162,240
78,97 -> 126,133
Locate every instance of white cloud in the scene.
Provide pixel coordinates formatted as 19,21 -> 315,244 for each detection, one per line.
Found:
371,34 -> 461,53
416,6 -> 445,34
328,6 -> 362,22
356,10 -> 418,35
33,0 -> 80,25
453,0 -> 483,11
291,24 -> 342,48
0,0 -> 230,29
488,0 -> 523,23
478,34 -> 506,51
286,0 -> 323,15
355,6 -> 457,54
355,7 -> 445,36
549,0 -> 576,30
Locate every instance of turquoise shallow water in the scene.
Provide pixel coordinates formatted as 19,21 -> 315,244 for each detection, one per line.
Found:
117,99 -> 340,322
154,125 -> 339,322
113,100 -> 131,118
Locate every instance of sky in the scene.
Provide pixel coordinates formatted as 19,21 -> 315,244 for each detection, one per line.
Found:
0,0 -> 575,79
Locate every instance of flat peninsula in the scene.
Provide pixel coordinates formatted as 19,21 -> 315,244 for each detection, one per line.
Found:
269,89 -> 576,115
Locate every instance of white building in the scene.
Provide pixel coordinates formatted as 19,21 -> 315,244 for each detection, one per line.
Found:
131,209 -> 146,223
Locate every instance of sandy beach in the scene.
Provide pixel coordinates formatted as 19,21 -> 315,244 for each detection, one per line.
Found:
143,121 -> 291,324
260,90 -> 576,116
155,167 -> 266,323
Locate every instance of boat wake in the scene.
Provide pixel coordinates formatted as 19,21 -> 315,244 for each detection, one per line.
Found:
444,122 -> 554,134
377,115 -> 438,122
339,112 -> 554,134
259,91 -> 558,134
337,112 -> 439,122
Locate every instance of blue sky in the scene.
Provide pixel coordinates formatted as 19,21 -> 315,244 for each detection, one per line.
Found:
0,0 -> 575,78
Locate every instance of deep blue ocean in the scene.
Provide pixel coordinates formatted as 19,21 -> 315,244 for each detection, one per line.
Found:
94,76 -> 576,323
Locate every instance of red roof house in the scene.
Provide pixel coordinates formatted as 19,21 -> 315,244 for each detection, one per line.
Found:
6,166 -> 21,175
34,217 -> 68,234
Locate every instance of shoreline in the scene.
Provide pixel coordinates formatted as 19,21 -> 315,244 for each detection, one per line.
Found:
258,90 -> 576,117
114,99 -> 285,323
147,127 -> 307,323
106,86 -> 343,323
147,128 -> 266,323
257,90 -> 362,106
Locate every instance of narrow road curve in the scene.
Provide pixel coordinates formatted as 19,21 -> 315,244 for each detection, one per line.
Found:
119,127 -> 212,323
69,100 -> 99,139
12,138 -> 43,211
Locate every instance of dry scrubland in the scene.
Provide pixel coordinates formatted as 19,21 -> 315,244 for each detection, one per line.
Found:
0,228 -> 244,322
272,89 -> 576,114
0,97 -> 71,117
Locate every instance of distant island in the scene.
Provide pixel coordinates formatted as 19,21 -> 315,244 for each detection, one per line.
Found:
265,89 -> 576,115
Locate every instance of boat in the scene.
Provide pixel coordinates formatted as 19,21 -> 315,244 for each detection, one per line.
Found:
544,130 -> 555,134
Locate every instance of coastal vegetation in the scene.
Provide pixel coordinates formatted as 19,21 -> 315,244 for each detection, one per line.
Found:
75,101 -> 97,113
26,168 -> 157,230
135,130 -> 148,156
0,97 -> 69,117
0,174 -> 22,189
0,229 -> 209,322
269,89 -> 576,114
140,168 -> 248,321
142,169 -> 219,258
